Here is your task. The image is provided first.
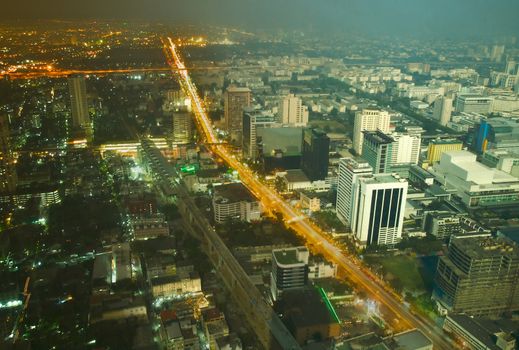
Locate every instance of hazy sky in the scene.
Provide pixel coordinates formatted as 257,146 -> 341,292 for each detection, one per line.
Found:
3,0 -> 519,38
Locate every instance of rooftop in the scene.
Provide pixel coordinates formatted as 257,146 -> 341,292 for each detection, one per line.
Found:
213,182 -> 256,203
362,130 -> 394,145
273,246 -> 308,265
451,236 -> 519,258
284,169 -> 310,183
392,329 -> 433,349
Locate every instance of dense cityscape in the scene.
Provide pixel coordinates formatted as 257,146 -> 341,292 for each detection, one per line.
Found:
1,2 -> 519,349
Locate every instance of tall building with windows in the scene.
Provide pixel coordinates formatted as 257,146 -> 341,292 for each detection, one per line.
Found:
279,94 -> 309,126
336,158 -> 373,226
270,247 -> 309,301
361,130 -> 394,174
242,109 -> 276,160
0,114 -> 17,193
353,109 -> 390,155
432,96 -> 453,126
434,236 -> 519,317
172,111 -> 193,144
352,174 -> 407,246
68,76 -> 90,129
224,86 -> 251,144
301,128 -> 330,181
391,129 -> 422,165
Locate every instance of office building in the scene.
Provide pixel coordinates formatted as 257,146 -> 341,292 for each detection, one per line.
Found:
224,86 -> 251,144
212,183 -> 261,223
336,158 -> 373,226
172,111 -> 192,144
68,76 -> 90,128
432,96 -> 453,126
455,95 -> 493,115
256,126 -> 303,172
0,114 -> 17,193
434,236 -> 519,317
301,128 -> 330,181
270,247 -> 309,301
490,44 -> 505,63
473,118 -> 519,154
352,174 -> 408,246
481,149 -> 519,177
390,129 -> 421,165
426,139 -> 463,164
361,130 -> 394,174
505,59 -> 517,75
422,211 -> 462,239
430,151 -> 519,208
353,108 -> 391,155
443,314 -> 518,350
242,109 -> 276,160
275,287 -> 340,345
279,94 -> 309,126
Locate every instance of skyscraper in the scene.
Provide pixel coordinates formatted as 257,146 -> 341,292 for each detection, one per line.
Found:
68,76 -> 90,129
242,109 -> 276,160
0,114 -> 17,193
490,44 -> 505,63
352,174 -> 407,246
432,96 -> 453,126
361,130 -> 394,174
224,86 -> 251,144
390,129 -> 422,165
353,108 -> 391,155
336,158 -> 373,226
172,111 -> 193,144
270,246 -> 309,301
301,128 -> 330,181
279,94 -> 309,126
434,236 -> 519,317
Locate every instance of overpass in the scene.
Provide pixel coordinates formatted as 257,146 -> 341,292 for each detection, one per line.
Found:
138,139 -> 300,350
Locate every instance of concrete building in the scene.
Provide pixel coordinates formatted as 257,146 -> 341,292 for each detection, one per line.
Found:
443,314 -> 518,350
352,174 -> 408,246
0,114 -> 17,193
224,86 -> 251,144
301,128 -> 330,181
270,247 -> 309,301
242,109 -> 276,160
481,149 -> 519,177
68,76 -> 90,128
361,130 -> 394,174
336,158 -> 373,226
256,126 -> 303,172
430,151 -> 519,208
151,272 -> 202,298
279,94 -> 309,126
172,111 -> 193,144
426,139 -> 464,164
353,108 -> 391,155
455,95 -> 493,115
422,211 -> 462,239
212,183 -> 261,223
473,118 -> 519,154
434,236 -> 519,317
390,130 -> 421,166
490,44 -> 505,63
433,96 -> 453,126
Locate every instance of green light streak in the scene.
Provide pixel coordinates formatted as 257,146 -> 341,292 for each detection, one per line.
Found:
318,287 -> 340,324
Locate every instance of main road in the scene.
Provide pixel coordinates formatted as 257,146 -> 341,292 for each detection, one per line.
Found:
163,37 -> 454,349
